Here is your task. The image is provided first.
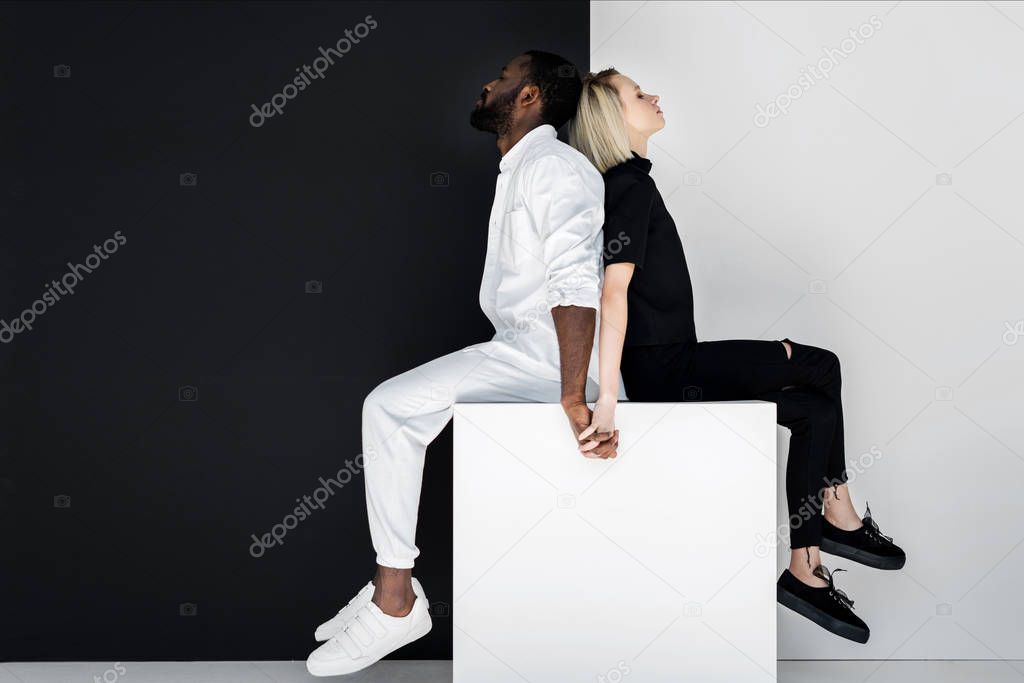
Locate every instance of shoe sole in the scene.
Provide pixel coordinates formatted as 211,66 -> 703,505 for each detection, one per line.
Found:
777,585 -> 869,644
307,616 -> 433,677
820,537 -> 906,570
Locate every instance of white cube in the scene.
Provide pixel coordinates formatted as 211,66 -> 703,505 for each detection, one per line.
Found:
453,401 -> 778,683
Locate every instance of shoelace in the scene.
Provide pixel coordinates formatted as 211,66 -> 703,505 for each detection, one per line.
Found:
814,565 -> 855,610
862,502 -> 893,544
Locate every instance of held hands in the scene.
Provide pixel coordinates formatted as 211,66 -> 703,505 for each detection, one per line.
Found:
563,398 -> 619,459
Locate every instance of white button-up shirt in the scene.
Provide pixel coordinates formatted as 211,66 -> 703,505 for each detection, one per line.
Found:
462,124 -> 605,384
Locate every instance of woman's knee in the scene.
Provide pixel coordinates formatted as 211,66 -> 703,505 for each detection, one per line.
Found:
787,390 -> 838,427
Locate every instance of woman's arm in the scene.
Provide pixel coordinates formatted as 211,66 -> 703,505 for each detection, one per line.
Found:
579,262 -> 634,455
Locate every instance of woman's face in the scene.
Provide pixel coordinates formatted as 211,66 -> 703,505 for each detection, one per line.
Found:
611,74 -> 665,137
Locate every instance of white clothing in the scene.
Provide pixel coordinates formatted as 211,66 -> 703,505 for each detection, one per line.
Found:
363,125 -> 604,568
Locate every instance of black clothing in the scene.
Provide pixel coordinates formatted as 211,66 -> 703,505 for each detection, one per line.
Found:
777,566 -> 869,643
621,336 -> 849,549
821,504 -> 906,570
601,152 -> 696,347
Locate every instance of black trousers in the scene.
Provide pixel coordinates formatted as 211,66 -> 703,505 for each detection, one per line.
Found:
620,337 -> 848,549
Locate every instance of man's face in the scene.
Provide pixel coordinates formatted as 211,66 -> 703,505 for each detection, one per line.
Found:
470,54 -> 531,135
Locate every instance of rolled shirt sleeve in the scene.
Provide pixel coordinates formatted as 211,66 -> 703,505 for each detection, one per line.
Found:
522,155 -> 605,311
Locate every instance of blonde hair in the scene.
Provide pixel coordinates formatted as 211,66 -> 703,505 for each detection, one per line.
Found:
568,68 -> 633,173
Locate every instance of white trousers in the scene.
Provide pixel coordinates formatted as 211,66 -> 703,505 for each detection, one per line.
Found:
362,343 -> 595,568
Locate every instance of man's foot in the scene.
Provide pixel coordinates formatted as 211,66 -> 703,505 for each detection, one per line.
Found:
821,502 -> 906,570
306,584 -> 432,676
777,565 -> 869,643
313,578 -> 425,642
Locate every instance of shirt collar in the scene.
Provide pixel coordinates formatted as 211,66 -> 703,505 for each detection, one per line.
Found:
627,150 -> 652,174
498,124 -> 557,172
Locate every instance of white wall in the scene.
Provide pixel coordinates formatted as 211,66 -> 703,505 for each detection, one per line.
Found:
591,0 -> 1024,661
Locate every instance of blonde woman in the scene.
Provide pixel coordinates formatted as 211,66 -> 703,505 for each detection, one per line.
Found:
569,68 -> 905,644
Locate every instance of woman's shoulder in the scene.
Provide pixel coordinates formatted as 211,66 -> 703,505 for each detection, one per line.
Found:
602,167 -> 657,199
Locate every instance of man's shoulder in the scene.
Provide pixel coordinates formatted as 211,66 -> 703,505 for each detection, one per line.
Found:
521,136 -> 603,189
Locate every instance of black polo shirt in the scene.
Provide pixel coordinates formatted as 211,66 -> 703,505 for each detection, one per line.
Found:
602,152 -> 697,347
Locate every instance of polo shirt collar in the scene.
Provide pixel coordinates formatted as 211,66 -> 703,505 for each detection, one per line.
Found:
498,124 -> 557,172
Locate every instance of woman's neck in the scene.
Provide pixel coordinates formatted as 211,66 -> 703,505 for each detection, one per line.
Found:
628,129 -> 649,158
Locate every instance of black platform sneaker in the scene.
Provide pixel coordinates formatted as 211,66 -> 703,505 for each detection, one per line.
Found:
777,565 -> 869,644
821,502 -> 906,570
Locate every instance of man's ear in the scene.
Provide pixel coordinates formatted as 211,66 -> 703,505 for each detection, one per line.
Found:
518,83 -> 541,109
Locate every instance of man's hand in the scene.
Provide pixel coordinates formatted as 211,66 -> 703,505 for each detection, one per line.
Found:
562,400 -> 618,459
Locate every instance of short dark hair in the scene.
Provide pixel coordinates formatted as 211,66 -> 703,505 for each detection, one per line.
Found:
522,50 -> 583,130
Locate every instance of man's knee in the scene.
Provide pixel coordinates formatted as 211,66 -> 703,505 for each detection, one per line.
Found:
363,374 -> 404,422
363,368 -> 452,423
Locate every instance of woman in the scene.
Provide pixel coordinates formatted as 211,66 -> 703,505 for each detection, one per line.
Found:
568,68 -> 906,644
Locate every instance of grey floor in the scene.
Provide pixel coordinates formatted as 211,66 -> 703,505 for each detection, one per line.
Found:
3,660 -> 1024,682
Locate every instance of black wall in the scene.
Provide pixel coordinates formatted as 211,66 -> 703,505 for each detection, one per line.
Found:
1,0 -> 589,661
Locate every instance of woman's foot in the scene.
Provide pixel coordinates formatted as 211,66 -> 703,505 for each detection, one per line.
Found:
777,565 -> 870,643
822,501 -> 906,570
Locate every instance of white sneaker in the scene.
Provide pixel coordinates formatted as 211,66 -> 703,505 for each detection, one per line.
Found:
313,578 -> 424,642
306,588 -> 432,677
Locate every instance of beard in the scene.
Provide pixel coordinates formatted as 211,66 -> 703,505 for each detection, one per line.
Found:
469,85 -> 520,135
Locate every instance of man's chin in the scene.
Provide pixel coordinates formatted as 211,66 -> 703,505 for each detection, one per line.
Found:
469,112 -> 496,133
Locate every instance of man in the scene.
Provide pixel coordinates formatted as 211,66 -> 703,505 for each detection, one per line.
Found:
305,50 -> 619,677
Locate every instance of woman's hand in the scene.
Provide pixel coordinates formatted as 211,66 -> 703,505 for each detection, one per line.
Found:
578,396 -> 618,458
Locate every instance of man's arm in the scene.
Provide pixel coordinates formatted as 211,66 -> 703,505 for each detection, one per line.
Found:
551,304 -> 618,459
